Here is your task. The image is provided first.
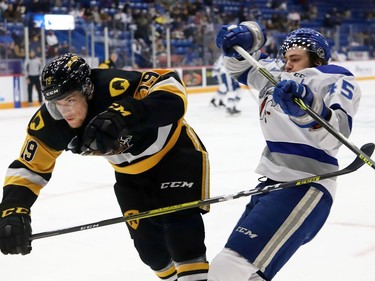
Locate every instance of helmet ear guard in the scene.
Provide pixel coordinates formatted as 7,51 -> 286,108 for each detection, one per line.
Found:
81,77 -> 94,99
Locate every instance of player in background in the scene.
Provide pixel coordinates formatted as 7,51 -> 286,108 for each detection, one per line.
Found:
98,52 -> 119,69
208,22 -> 361,280
0,53 -> 210,281
210,54 -> 242,115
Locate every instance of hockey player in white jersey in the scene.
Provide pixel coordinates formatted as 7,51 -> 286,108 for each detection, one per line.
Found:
208,22 -> 361,280
210,54 -> 242,115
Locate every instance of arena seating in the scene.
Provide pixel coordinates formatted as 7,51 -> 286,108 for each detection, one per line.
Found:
0,0 -> 373,67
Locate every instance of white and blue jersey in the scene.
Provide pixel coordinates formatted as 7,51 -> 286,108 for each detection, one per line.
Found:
219,52 -> 361,280
223,51 -> 361,198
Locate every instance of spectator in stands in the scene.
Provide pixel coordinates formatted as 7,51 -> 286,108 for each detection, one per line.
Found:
0,28 -> 14,59
303,3 -> 318,21
11,30 -> 25,59
183,20 -> 197,40
115,49 -> 128,69
268,0 -> 287,10
99,7 -> 112,25
182,46 -> 202,66
264,33 -> 278,58
68,4 -> 86,22
132,37 -> 151,68
2,3 -> 22,23
83,6 -> 95,22
155,37 -> 167,57
267,13 -> 288,32
113,6 -> 132,31
171,26 -> 185,40
59,40 -> 70,55
24,50 -> 43,106
98,52 -> 118,69
331,47 -> 347,62
46,30 -> 59,58
365,10 -> 375,20
287,9 -> 301,30
100,0 -> 114,9
0,0 -> 8,18
89,6 -> 103,24
26,0 -> 50,13
323,8 -> 341,37
79,46 -> 88,56
153,10 -> 168,36
132,9 -> 152,45
29,34 -> 42,57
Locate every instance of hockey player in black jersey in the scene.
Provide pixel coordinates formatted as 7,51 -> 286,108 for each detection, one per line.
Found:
0,53 -> 210,281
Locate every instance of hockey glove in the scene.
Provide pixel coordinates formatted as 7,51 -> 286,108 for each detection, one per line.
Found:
0,203 -> 32,255
216,21 -> 267,59
273,80 -> 329,128
81,98 -> 145,155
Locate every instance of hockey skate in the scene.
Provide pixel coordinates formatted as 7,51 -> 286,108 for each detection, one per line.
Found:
226,106 -> 241,115
210,98 -> 225,107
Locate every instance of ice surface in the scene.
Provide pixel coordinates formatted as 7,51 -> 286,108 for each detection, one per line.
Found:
0,80 -> 374,280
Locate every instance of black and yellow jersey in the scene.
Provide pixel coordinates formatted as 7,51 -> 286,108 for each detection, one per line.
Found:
2,68 -> 196,206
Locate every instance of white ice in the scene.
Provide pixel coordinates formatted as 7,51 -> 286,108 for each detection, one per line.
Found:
0,80 -> 374,281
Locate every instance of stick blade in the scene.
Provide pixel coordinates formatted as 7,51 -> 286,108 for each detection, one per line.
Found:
345,142 -> 375,171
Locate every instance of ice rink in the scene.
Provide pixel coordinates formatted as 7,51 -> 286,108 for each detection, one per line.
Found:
0,80 -> 374,281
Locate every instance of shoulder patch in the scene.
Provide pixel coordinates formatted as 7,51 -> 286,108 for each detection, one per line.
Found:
110,78 -> 130,97
29,111 -> 45,131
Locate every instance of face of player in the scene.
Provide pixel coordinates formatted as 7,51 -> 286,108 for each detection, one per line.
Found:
283,49 -> 311,72
54,91 -> 88,128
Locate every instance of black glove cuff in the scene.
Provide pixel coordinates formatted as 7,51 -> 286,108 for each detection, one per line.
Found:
0,203 -> 31,219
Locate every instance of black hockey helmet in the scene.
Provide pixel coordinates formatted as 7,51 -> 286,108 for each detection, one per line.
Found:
41,53 -> 92,101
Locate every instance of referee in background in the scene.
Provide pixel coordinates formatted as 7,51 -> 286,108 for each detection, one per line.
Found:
24,50 -> 43,106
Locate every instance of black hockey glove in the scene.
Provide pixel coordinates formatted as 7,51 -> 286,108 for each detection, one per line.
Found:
0,203 -> 32,255
81,99 -> 145,155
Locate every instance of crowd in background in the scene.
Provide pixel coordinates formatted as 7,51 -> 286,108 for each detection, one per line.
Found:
0,0 -> 374,70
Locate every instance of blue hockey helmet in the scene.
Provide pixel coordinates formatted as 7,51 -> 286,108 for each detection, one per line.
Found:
279,28 -> 331,62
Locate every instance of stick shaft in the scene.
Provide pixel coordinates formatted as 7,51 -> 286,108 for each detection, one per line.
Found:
30,143 -> 373,241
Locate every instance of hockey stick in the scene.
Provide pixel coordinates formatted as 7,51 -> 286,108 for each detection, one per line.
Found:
30,142 -> 374,241
233,45 -> 375,170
